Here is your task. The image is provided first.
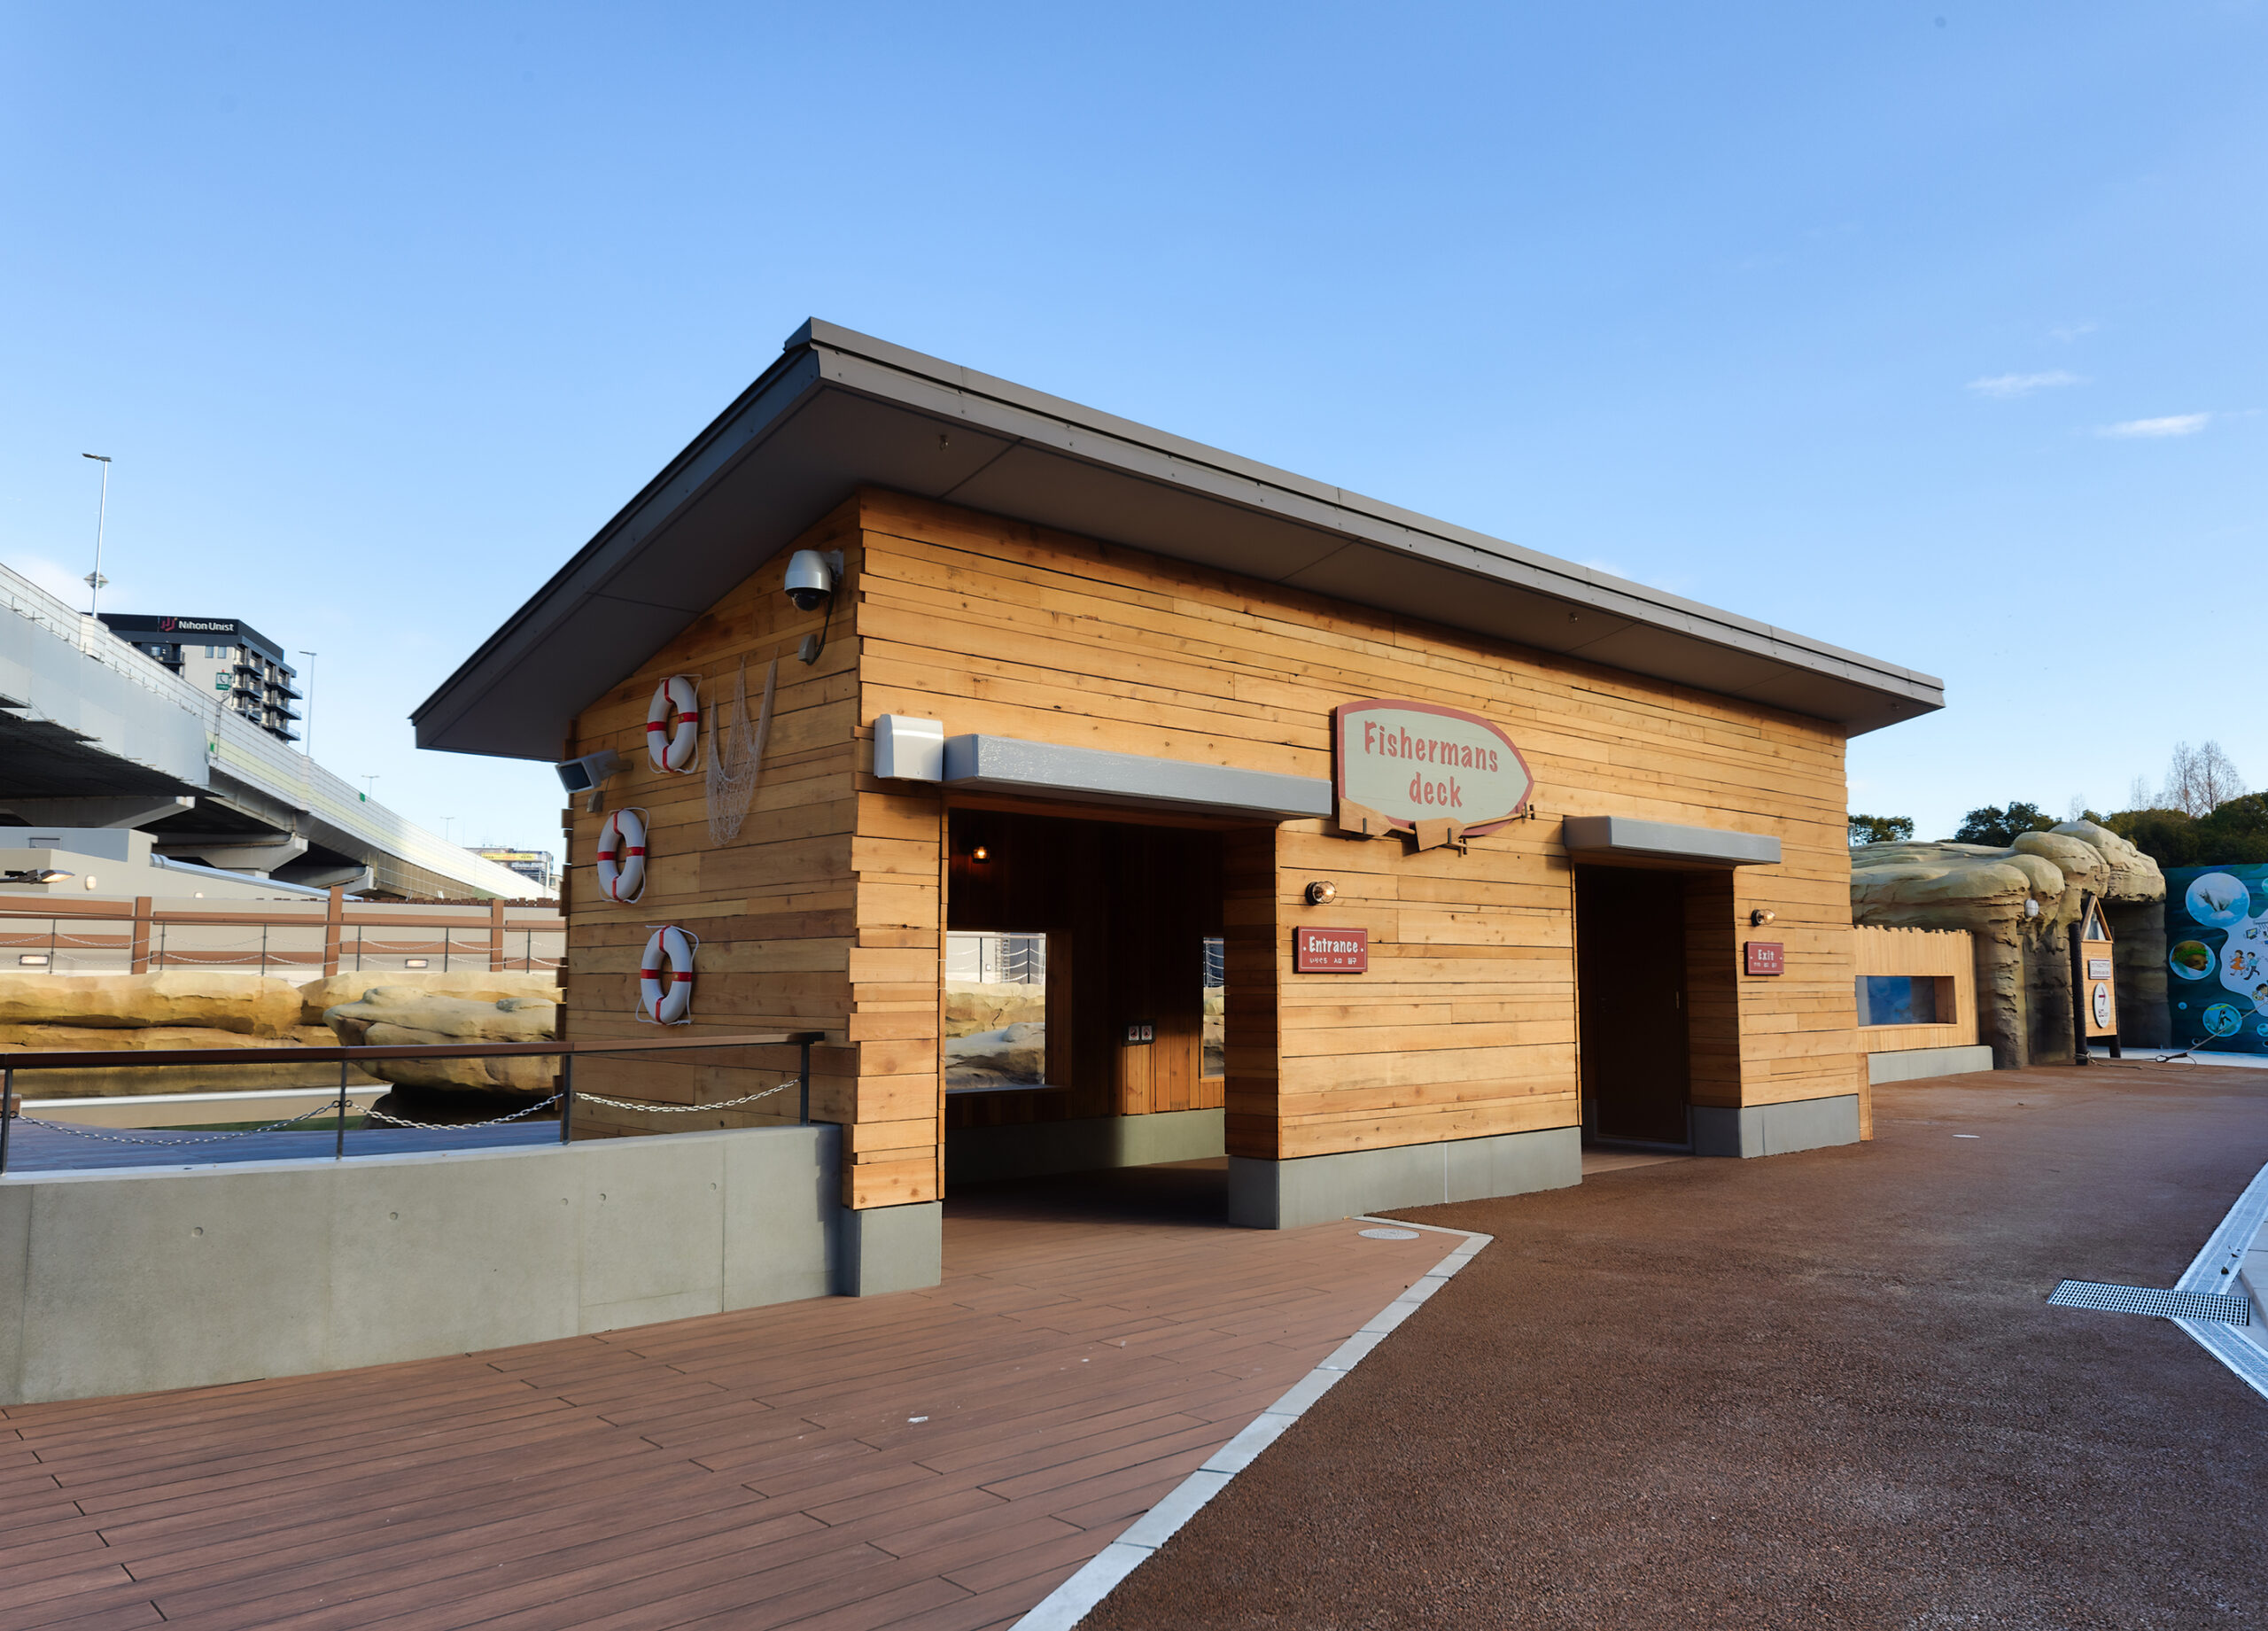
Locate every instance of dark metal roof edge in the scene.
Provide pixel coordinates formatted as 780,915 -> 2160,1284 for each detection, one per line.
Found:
798,320 -> 1945,703
409,345 -> 827,738
416,317 -> 1945,749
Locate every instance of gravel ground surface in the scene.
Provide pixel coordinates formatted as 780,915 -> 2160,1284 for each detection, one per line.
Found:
1084,1064 -> 2268,1630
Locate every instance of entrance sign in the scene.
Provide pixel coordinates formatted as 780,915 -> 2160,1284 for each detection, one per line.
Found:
1295,926 -> 1369,973
1332,700 -> 1533,836
1744,941 -> 1785,976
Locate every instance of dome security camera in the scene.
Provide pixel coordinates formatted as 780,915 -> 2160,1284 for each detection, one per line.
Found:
784,550 -> 835,612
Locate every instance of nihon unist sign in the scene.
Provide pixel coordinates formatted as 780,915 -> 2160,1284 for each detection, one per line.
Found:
1332,699 -> 1534,835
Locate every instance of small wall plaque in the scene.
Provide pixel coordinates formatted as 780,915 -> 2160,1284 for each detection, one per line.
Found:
2087,958 -> 2112,980
1744,941 -> 1785,976
1296,926 -> 1369,973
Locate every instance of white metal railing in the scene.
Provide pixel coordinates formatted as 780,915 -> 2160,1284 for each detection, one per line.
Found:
945,931 -> 1047,984
1,560 -> 541,898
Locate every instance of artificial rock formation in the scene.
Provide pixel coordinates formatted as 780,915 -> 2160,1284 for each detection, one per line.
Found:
322,988 -> 560,1095
0,971 -> 304,1037
1851,820 -> 2167,1066
944,979 -> 1046,1039
0,970 -> 564,1099
293,970 -> 559,1027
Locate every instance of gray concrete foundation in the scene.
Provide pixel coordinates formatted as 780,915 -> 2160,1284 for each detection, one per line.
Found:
944,1107 -> 1224,1185
0,1122 -> 869,1407
1868,1045 -> 1996,1084
1229,1126 -> 1580,1229
835,1200 -> 944,1297
1690,1093 -> 1861,1159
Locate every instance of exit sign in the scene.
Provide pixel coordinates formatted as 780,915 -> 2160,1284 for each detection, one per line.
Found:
1744,941 -> 1785,976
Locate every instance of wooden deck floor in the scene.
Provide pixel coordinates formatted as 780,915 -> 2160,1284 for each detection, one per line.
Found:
0,1160 -> 1449,1630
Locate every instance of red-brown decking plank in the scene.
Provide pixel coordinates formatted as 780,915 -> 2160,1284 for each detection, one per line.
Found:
117,1459 -> 758,1599
0,1597 -> 165,1631
0,1176 -> 1449,1630
147,1491 -> 811,1629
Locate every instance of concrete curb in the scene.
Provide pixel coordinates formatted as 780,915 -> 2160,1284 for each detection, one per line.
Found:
1010,1216 -> 1493,1631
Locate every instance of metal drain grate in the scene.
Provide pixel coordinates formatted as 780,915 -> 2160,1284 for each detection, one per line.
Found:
2048,1280 -> 2252,1324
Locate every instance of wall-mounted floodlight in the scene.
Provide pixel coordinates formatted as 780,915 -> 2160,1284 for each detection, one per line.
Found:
555,748 -> 624,813
785,549 -> 845,664
555,749 -> 623,796
2,869 -> 74,885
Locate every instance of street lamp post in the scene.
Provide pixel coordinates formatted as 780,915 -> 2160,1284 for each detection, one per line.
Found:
361,775 -> 378,803
81,454 -> 112,617
297,649 -> 317,757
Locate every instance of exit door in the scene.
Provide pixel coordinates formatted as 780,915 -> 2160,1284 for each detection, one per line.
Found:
1575,866 -> 1690,1146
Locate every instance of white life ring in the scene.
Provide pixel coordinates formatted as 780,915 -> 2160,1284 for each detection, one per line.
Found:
646,676 -> 700,773
639,926 -> 696,1024
594,807 -> 648,903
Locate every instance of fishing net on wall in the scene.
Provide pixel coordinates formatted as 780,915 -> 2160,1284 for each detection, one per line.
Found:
706,656 -> 776,844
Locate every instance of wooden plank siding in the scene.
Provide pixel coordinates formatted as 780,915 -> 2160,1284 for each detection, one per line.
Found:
560,500 -> 897,1201
1854,924 -> 1977,1054
562,484 -> 1866,1211
850,488 -> 1868,1167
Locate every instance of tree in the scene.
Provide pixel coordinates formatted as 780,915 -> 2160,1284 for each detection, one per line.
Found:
1848,814 -> 1915,846
2155,741 -> 2244,818
1952,802 -> 2058,847
2105,807 -> 2199,867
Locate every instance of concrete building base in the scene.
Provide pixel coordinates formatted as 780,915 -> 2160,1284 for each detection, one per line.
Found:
1229,1126 -> 1580,1230
1690,1094 -> 1862,1160
1868,1045 -> 1996,1084
835,1200 -> 944,1297
944,1107 -> 1224,1185
0,1123 -> 874,1407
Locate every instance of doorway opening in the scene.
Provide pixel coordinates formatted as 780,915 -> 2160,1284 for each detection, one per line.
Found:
1575,865 -> 1692,1149
942,807 -> 1234,1200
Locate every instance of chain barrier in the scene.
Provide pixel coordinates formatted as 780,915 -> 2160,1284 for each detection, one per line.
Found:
573,1081 -> 794,1114
365,1093 -> 564,1132
15,1096 -> 351,1147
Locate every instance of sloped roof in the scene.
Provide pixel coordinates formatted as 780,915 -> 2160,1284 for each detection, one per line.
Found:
414,319 -> 1943,759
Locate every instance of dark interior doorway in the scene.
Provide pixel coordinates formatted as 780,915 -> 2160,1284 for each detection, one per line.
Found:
1575,865 -> 1691,1148
944,807 -> 1226,1140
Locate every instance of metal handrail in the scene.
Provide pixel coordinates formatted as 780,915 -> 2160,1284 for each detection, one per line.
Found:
0,1030 -> 826,1175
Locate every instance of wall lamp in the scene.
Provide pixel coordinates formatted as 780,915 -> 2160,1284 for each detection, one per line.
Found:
1750,908 -> 1776,927
2,868 -> 73,885
1305,881 -> 1337,905
968,844 -> 991,864
786,549 -> 845,664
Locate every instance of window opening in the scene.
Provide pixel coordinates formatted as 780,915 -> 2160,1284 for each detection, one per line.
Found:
1202,936 -> 1225,1077
945,930 -> 1048,1091
1857,975 -> 1953,1026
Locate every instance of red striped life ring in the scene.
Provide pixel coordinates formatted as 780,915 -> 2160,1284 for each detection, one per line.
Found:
646,676 -> 700,773
639,926 -> 696,1024
594,807 -> 647,903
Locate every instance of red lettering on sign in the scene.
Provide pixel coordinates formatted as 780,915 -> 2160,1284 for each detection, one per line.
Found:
1295,926 -> 1369,974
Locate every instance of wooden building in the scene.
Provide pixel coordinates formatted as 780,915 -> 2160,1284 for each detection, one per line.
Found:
416,322 -> 1943,1292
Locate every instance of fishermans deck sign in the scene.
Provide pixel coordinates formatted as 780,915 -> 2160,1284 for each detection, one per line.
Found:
1332,699 -> 1533,848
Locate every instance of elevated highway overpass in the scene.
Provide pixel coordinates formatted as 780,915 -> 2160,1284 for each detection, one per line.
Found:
1,562 -> 543,900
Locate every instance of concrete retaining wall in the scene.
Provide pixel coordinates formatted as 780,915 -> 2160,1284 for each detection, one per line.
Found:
1230,1126 -> 1581,1229
1868,1045 -> 1996,1084
0,1123 -> 897,1406
944,1108 -> 1224,1185
1690,1093 -> 1861,1159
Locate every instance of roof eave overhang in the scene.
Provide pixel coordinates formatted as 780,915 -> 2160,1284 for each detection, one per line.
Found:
414,320 -> 1945,761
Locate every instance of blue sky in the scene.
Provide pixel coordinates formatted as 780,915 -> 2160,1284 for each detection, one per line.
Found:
4,3 -> 2261,850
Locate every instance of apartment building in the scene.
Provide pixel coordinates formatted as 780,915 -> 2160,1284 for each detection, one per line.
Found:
100,614 -> 301,743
